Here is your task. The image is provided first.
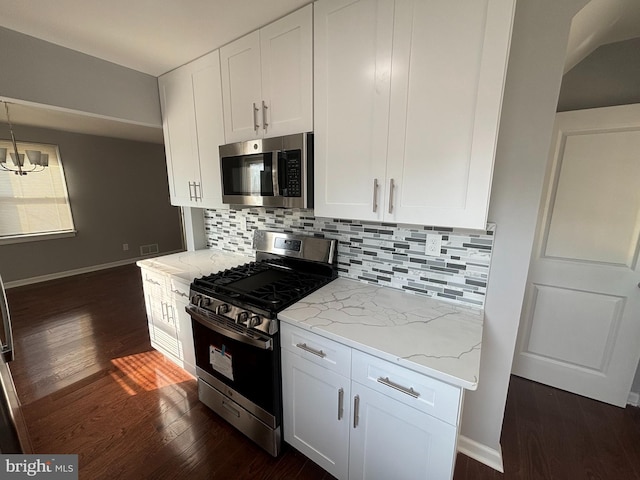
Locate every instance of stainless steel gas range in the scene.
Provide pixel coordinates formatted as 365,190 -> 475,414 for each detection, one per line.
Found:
186,230 -> 337,456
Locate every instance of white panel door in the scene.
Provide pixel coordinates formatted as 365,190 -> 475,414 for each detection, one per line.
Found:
512,104 -> 640,406
385,0 -> 514,228
282,350 -> 351,480
220,31 -> 262,142
314,0 -> 393,221
260,4 -> 313,138
349,382 -> 457,480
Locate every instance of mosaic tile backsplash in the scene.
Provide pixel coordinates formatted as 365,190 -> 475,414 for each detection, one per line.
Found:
204,208 -> 494,309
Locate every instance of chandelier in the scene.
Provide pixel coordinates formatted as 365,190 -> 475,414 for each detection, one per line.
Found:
0,101 -> 48,175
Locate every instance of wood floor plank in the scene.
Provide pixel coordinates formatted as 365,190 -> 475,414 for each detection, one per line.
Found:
7,265 -> 640,480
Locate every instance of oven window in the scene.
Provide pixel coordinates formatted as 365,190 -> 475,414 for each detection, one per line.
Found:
192,318 -> 281,417
222,153 -> 274,196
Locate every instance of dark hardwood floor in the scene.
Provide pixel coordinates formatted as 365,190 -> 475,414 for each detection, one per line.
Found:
6,264 -> 640,479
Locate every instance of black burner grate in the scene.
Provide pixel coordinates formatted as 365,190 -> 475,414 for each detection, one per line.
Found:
192,260 -> 335,313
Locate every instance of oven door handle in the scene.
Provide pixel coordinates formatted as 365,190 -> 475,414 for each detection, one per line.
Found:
186,306 -> 273,351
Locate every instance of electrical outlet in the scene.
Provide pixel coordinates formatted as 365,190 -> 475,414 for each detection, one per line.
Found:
425,234 -> 442,256
240,216 -> 247,231
122,243 -> 129,251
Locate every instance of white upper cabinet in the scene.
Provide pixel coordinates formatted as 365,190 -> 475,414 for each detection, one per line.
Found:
220,4 -> 313,142
159,50 -> 226,208
314,0 -> 515,229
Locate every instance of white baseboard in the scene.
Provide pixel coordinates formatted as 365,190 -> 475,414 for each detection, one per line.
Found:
457,435 -> 504,473
628,391 -> 640,407
4,251 -> 183,289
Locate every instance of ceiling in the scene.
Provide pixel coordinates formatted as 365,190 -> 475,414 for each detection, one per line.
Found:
0,0 -> 638,144
0,0 -> 309,77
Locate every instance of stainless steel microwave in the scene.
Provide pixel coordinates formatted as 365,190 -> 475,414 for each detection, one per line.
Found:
219,133 -> 313,208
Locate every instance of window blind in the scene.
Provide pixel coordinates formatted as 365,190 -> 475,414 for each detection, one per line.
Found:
0,141 -> 75,238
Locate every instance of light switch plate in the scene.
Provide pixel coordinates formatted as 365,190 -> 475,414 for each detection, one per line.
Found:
425,234 -> 442,256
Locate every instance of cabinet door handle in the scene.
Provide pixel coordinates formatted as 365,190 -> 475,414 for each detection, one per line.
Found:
189,181 -> 201,201
253,102 -> 260,133
295,342 -> 326,358
196,182 -> 202,201
372,178 -> 378,212
388,178 -> 395,214
262,100 -> 269,131
338,388 -> 344,420
161,302 -> 168,320
377,376 -> 420,398
353,395 -> 360,428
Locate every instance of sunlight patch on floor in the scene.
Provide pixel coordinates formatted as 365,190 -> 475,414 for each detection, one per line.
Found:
110,351 -> 193,395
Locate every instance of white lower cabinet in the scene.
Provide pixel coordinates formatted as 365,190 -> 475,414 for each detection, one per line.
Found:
282,351 -> 351,479
281,323 -> 462,480
349,382 -> 457,480
140,268 -> 196,375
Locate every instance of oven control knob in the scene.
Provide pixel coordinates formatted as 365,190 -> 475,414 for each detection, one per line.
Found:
191,294 -> 202,306
236,311 -> 249,324
216,304 -> 229,315
247,315 -> 261,328
201,297 -> 211,307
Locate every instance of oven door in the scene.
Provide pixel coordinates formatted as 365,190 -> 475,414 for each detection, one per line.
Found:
189,307 -> 281,428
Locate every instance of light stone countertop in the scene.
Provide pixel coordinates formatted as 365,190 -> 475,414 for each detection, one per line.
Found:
136,249 -> 253,284
278,277 -> 483,390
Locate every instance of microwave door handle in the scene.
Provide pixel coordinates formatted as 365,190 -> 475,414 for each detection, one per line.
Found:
0,275 -> 14,363
271,151 -> 280,197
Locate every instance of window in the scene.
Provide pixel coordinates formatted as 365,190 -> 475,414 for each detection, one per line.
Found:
0,141 -> 76,243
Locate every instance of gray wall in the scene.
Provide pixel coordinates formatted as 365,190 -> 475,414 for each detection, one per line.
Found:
558,37 -> 640,111
460,0 -> 588,464
0,26 -> 161,127
0,123 -> 183,283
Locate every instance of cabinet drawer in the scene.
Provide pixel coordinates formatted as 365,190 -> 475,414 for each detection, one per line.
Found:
169,278 -> 191,304
351,350 -> 461,425
141,269 -> 167,296
281,323 -> 351,378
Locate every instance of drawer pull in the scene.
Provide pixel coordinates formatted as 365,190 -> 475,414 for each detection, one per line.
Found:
171,289 -> 189,299
295,342 -> 326,358
377,376 -> 420,398
222,401 -> 241,418
338,388 -> 344,420
145,277 -> 161,286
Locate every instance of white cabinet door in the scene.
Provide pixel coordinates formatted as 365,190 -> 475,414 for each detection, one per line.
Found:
314,0 -> 393,221
220,31 -> 263,142
260,4 -> 313,138
314,0 -> 514,229
386,0 -> 514,228
349,381 -> 458,480
190,50 -> 226,208
159,50 -> 226,208
221,5 -> 313,143
282,349 -> 351,480
159,66 -> 200,206
171,279 -> 196,376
